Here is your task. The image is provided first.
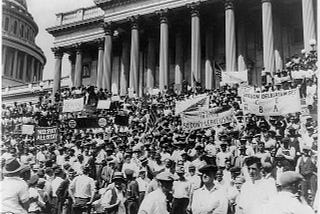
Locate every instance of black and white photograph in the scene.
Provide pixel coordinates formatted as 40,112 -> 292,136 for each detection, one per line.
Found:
1,0 -> 319,213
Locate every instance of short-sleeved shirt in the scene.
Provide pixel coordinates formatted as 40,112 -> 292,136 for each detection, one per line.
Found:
138,188 -> 169,214
0,176 -> 29,214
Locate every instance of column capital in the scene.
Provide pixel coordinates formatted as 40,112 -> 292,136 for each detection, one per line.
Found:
73,43 -> 83,54
127,15 -> 140,30
224,0 -> 234,10
51,47 -> 64,58
102,22 -> 113,35
68,54 -> 76,62
261,0 -> 272,3
187,1 -> 201,17
96,38 -> 105,49
156,8 -> 169,24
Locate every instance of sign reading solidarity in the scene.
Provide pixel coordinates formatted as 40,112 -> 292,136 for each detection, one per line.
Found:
62,97 -> 84,112
242,88 -> 301,116
35,126 -> 58,144
66,117 -> 109,129
181,109 -> 234,130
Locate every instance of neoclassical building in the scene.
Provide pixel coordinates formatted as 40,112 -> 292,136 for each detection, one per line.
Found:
47,0 -> 317,97
2,0 -> 46,87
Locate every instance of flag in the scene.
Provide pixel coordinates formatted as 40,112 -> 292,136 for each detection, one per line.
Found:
214,62 -> 223,81
147,105 -> 157,128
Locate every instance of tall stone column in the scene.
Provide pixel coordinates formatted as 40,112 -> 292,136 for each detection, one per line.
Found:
225,0 -> 236,72
261,0 -> 275,75
23,54 -> 28,82
302,0 -> 316,52
237,18 -> 247,72
147,37 -> 156,90
120,39 -> 130,96
97,38 -> 104,89
12,50 -> 18,78
2,47 -> 7,76
52,48 -> 63,98
74,44 -> 83,88
30,57 -> 35,82
128,16 -> 140,94
188,2 -> 201,87
157,9 -> 169,91
175,32 -> 183,88
68,54 -> 75,87
103,23 -> 113,91
205,28 -> 213,90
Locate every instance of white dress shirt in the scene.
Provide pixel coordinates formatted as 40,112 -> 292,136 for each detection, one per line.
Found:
51,176 -> 64,197
138,188 -> 169,214
69,174 -> 96,199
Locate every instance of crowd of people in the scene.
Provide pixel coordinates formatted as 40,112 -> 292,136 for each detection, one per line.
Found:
0,48 -> 318,214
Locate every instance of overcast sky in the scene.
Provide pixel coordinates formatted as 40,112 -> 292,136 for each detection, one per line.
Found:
26,0 -> 94,80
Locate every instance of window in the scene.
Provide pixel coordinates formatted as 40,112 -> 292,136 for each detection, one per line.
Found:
82,63 -> 91,78
26,28 -> 29,40
4,17 -> 9,31
20,24 -> 24,38
13,21 -> 17,34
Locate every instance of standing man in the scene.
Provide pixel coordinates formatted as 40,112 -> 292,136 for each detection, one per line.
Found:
125,169 -> 140,214
138,172 -> 174,214
69,166 -> 96,214
172,167 -> 192,214
238,156 -> 277,214
191,165 -> 228,214
51,168 -> 65,214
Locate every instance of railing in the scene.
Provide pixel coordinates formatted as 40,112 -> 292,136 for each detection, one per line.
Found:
56,6 -> 104,26
2,76 -> 70,95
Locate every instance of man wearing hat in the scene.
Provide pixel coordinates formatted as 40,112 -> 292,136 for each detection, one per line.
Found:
0,158 -> 30,214
138,172 -> 174,214
51,167 -> 65,214
101,157 -> 116,187
56,169 -> 76,214
172,166 -> 192,214
125,169 -> 139,214
99,172 -> 127,214
191,165 -> 228,214
265,171 -> 315,214
238,156 -> 277,214
136,169 -> 151,203
185,164 -> 201,191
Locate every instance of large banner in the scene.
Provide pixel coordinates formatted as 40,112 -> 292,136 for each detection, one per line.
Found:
63,97 -> 84,112
66,117 -> 108,129
35,126 -> 58,144
175,94 -> 209,115
221,70 -> 248,85
242,88 -> 301,116
181,109 -> 234,130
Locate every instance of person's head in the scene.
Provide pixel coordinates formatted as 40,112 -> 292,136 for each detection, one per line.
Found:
112,172 -> 125,190
125,169 -> 134,180
279,171 -> 303,194
2,158 -> 24,177
220,143 -> 227,152
225,159 -> 231,170
234,176 -> 245,191
199,165 -> 217,185
68,169 -> 76,180
139,170 -> 146,179
261,162 -> 273,177
188,165 -> 196,176
176,166 -> 185,179
258,142 -> 265,152
156,172 -> 174,194
245,156 -> 262,181
124,154 -> 131,163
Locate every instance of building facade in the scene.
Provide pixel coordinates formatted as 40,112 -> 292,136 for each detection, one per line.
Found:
47,0 -> 317,97
2,0 -> 46,87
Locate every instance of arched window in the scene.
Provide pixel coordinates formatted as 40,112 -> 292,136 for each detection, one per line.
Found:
4,17 -> 9,31
20,24 -> 24,38
13,21 -> 18,34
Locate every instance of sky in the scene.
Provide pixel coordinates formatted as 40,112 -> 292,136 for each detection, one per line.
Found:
26,0 -> 94,80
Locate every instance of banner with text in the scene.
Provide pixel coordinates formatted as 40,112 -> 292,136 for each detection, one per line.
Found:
63,97 -> 84,112
181,109 -> 234,130
66,117 -> 108,129
35,126 -> 58,144
242,88 -> 301,116
175,94 -> 209,115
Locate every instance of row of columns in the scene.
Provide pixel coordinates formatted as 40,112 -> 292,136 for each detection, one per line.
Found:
52,0 -> 317,97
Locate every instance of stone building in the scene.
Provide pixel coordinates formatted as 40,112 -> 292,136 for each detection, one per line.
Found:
47,0 -> 317,97
2,0 -> 46,87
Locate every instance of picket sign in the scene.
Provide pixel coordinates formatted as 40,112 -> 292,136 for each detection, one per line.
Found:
62,97 -> 84,112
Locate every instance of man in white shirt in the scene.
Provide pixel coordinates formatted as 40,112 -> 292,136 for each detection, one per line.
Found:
172,167 -> 192,214
136,169 -> 150,203
51,168 -> 65,214
191,165 -> 228,214
0,158 -> 30,214
69,166 -> 96,213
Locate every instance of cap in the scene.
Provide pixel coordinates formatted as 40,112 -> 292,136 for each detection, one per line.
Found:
156,172 -> 174,182
198,165 -> 218,174
279,171 -> 303,187
112,172 -> 125,182
245,156 -> 261,167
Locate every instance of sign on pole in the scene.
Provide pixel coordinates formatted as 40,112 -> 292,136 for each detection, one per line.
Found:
242,88 -> 301,116
62,97 -> 84,112
21,125 -> 34,135
97,100 -> 111,109
35,126 -> 58,144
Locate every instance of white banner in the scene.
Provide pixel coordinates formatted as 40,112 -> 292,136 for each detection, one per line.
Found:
62,97 -> 84,112
175,94 -> 209,115
221,70 -> 248,85
111,96 -> 120,102
242,88 -> 301,116
21,125 -> 34,135
181,109 -> 234,130
97,100 -> 111,109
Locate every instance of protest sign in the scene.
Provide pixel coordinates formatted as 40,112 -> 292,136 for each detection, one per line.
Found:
242,88 -> 301,116
21,125 -> 34,135
67,117 -> 108,129
175,94 -> 209,115
221,70 -> 248,85
97,100 -> 111,109
35,126 -> 58,144
62,97 -> 84,112
181,109 -> 234,130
